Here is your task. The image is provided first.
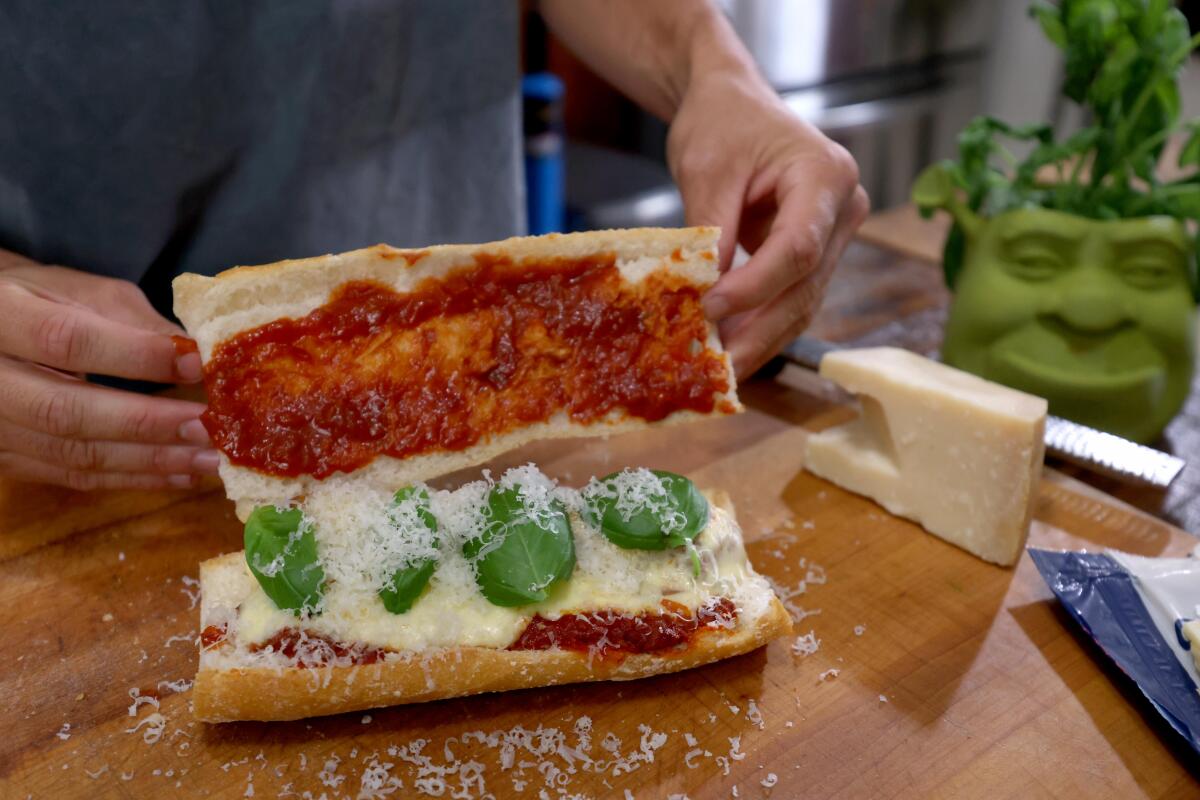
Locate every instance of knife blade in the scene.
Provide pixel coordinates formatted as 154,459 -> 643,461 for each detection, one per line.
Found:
777,336 -> 1186,490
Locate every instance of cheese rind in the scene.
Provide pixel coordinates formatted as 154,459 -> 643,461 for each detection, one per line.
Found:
804,347 -> 1047,566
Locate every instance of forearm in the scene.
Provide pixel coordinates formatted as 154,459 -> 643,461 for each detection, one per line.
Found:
538,0 -> 771,120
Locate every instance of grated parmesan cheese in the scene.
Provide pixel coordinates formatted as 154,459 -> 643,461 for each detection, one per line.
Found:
210,464 -> 772,659
582,468 -> 694,536
791,631 -> 820,657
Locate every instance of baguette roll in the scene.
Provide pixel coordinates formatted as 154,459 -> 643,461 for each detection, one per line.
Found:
173,227 -> 740,521
194,484 -> 791,722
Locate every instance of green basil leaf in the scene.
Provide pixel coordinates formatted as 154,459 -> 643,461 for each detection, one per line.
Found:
1179,121 -> 1200,169
911,162 -> 957,214
464,487 -> 575,607
585,469 -> 709,552
1192,234 -> 1200,303
1029,2 -> 1066,48
244,506 -> 325,615
378,486 -> 440,615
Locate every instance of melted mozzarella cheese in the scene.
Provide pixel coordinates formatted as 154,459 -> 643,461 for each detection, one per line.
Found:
212,499 -> 759,654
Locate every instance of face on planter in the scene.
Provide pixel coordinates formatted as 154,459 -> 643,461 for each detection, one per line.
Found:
942,208 -> 1196,442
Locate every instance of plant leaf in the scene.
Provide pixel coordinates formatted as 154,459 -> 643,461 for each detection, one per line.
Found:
1029,2 -> 1066,47
942,223 -> 967,290
1180,120 -> 1200,169
911,162 -> 958,214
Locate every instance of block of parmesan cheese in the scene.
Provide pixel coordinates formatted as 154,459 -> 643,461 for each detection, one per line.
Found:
804,347 -> 1047,566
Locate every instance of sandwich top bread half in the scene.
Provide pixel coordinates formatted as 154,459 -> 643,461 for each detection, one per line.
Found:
174,228 -> 789,723
174,227 -> 740,520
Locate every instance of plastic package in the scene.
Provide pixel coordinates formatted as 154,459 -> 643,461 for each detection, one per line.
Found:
1029,547 -> 1200,753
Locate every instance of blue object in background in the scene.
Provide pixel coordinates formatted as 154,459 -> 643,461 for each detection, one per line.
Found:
1029,548 -> 1200,754
522,72 -> 565,234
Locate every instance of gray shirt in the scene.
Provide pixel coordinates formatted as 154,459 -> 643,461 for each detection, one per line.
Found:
0,0 -> 524,314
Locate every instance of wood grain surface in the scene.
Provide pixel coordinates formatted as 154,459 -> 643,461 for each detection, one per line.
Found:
3,370 -> 1198,799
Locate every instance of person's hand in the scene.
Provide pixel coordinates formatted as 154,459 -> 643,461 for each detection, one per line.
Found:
0,251 -> 216,490
667,71 -> 869,377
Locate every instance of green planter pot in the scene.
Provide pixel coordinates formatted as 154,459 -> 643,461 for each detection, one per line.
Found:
941,207 -> 1196,443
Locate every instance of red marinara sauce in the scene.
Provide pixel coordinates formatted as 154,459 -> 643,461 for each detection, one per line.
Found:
200,624 -> 227,649
508,597 -> 738,659
249,628 -> 387,667
201,253 -> 733,478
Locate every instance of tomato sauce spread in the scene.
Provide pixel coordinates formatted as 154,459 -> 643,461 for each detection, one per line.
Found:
202,253 -> 733,478
200,624 -> 227,650
508,597 -> 738,659
249,628 -> 388,667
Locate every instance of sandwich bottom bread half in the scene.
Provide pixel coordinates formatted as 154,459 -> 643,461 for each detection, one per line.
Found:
193,466 -> 791,722
173,227 -> 790,722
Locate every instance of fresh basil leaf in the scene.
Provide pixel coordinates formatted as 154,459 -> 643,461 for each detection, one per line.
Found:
244,506 -> 325,615
378,486 -> 439,615
923,0 -> 1200,291
1178,121 -> 1200,169
585,470 -> 709,553
1192,235 -> 1200,303
1029,2 -> 1066,48
464,487 -> 575,607
911,162 -> 957,214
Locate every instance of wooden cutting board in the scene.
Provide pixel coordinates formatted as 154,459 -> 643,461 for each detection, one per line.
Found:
3,374 -> 1198,799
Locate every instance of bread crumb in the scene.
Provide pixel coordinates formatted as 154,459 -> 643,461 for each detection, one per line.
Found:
56,723 -> 71,740
854,624 -> 866,636
101,613 -> 114,623
361,715 -> 372,724
819,669 -> 840,682
761,772 -> 778,788
879,695 -> 889,703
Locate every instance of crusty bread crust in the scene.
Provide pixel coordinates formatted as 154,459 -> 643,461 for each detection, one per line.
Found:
193,595 -> 791,722
172,227 -> 740,521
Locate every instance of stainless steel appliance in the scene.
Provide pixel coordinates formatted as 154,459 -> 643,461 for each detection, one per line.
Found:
725,0 -> 996,209
564,0 -> 997,228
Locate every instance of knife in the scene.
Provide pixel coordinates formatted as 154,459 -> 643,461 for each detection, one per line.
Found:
776,336 -> 1187,490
